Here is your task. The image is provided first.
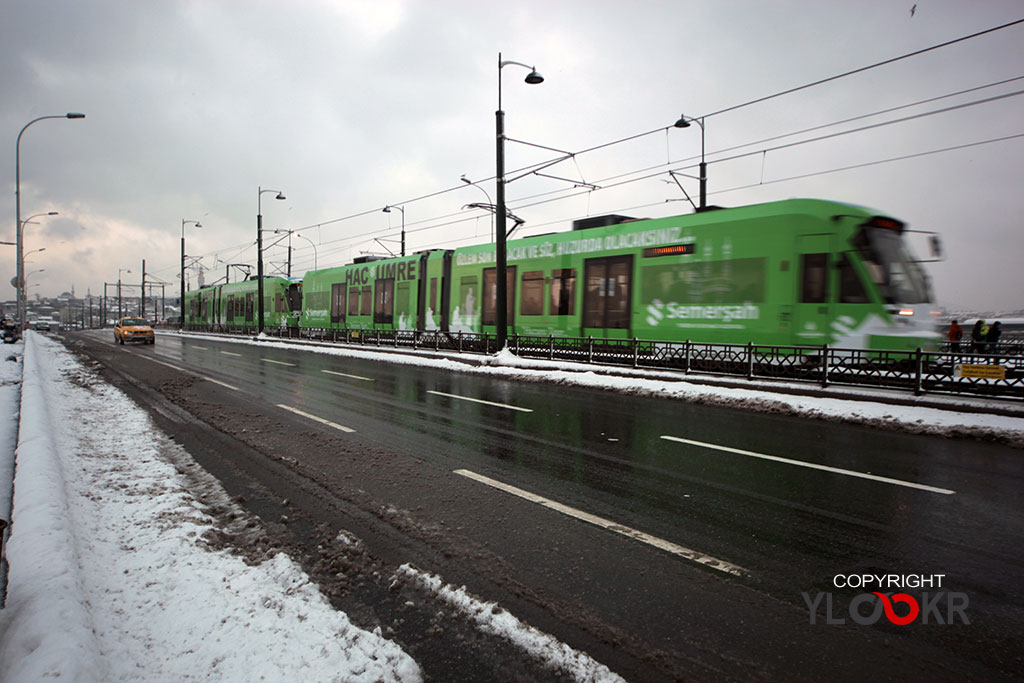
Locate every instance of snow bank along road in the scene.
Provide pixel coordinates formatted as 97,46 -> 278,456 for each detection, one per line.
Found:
5,328 -> 1024,681
0,333 -> 621,682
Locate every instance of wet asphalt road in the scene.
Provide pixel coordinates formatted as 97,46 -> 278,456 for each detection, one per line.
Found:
64,330 -> 1024,681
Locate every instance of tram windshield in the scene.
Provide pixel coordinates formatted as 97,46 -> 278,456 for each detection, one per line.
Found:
856,227 -> 932,304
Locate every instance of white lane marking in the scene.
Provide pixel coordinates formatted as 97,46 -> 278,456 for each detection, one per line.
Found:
191,346 -> 208,350
322,369 -> 375,382
221,351 -> 241,357
262,358 -> 296,366
428,390 -> 533,413
277,404 -> 355,433
136,355 -> 239,391
454,469 -> 745,576
660,435 -> 956,495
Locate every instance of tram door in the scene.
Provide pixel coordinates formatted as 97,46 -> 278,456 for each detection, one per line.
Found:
582,255 -> 633,340
795,234 -> 833,345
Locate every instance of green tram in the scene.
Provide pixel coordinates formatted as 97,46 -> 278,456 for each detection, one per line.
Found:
184,276 -> 301,333
297,199 -> 940,351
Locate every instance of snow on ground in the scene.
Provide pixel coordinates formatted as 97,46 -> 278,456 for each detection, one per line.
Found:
229,332 -> 1024,445
0,334 -> 420,682
396,565 -> 622,683
0,333 -> 630,682
2,328 -> 1022,682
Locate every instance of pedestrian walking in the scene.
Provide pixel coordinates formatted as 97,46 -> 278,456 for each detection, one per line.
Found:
947,319 -> 963,353
987,321 -> 1003,362
971,320 -> 986,354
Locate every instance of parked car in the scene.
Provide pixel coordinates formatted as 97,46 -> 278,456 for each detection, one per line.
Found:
113,317 -> 155,345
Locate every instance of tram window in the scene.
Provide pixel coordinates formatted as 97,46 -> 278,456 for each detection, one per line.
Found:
459,276 -> 478,322
800,253 -> 828,303
245,293 -> 254,322
838,254 -> 869,304
331,283 -> 346,323
348,287 -> 359,316
584,256 -> 632,329
550,269 -> 576,316
482,270 -> 496,325
482,267 -> 516,326
287,284 -> 302,312
374,278 -> 394,324
429,277 -> 438,314
360,286 -> 372,316
520,271 -> 544,316
226,295 -> 234,322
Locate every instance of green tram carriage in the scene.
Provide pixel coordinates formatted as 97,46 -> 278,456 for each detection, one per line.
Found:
298,198 -> 939,351
184,276 -> 301,333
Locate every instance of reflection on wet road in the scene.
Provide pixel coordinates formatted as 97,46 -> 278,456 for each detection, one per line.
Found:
136,332 -> 1023,607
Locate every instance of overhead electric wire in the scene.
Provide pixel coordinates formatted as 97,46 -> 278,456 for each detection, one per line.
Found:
171,19 -> 1024,276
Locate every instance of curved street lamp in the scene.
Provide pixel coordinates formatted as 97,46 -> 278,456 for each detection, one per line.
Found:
273,229 -> 318,271
382,205 -> 406,257
118,268 -> 131,319
495,53 -> 544,350
15,113 -> 84,327
180,219 -> 202,329
673,114 -> 707,210
460,175 -> 495,241
257,187 -> 286,334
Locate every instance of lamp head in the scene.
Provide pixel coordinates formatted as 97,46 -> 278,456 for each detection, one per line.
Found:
460,175 -> 472,185
383,206 -> 391,213
525,69 -> 544,85
195,221 -> 202,228
48,211 -> 58,216
66,112 -> 86,119
275,192 -> 286,201
674,115 -> 691,129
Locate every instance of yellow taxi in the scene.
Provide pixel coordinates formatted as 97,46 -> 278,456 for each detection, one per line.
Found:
114,317 -> 155,345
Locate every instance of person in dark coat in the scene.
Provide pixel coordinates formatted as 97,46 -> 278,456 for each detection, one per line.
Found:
971,320 -> 986,354
987,321 -> 1002,362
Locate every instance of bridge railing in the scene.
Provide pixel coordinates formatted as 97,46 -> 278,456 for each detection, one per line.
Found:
186,324 -> 1024,401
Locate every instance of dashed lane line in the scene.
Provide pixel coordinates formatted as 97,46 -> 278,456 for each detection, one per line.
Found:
322,369 -> 375,382
454,469 -> 745,576
660,435 -> 956,495
428,390 -> 533,413
277,404 -> 355,433
262,358 -> 296,366
134,355 -> 239,391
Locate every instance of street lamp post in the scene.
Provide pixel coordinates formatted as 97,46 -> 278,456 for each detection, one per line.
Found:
15,113 -> 84,328
180,219 -> 202,329
382,205 -> 406,257
673,114 -> 707,210
257,187 -> 286,334
495,53 -> 544,350
273,229 -> 318,270
460,176 -> 495,241
118,268 -> 131,319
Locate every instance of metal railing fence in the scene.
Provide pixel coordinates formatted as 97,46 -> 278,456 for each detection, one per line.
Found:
182,324 -> 1024,401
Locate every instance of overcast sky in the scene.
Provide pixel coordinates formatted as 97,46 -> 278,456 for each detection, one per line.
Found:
2,0 -> 1022,313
